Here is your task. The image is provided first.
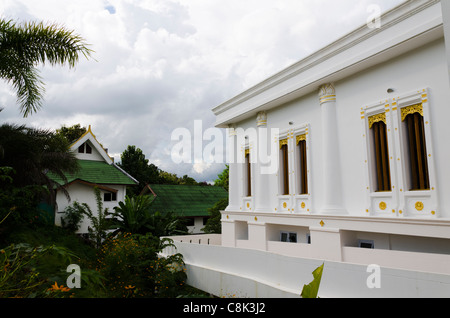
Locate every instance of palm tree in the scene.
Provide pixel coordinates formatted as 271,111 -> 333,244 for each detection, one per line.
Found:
0,18 -> 92,117
0,123 -> 79,200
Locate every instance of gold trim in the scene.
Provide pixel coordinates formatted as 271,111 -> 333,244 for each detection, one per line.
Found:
296,134 -> 306,145
368,113 -> 386,129
245,149 -> 250,156
279,139 -> 288,149
401,103 -> 423,121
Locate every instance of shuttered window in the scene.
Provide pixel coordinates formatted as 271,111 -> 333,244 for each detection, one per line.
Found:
403,108 -> 430,191
280,140 -> 289,195
297,136 -> 308,195
369,114 -> 391,192
245,150 -> 252,197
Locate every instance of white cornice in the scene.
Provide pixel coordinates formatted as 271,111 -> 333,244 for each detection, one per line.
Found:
212,0 -> 443,127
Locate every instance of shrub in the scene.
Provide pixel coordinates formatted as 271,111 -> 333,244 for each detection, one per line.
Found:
96,233 -> 186,298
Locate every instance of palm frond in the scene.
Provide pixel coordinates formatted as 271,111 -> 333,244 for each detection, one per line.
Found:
0,18 -> 93,117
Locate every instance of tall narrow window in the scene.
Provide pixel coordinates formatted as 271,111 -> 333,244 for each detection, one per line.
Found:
245,149 -> 251,197
297,135 -> 308,195
402,104 -> 430,191
280,140 -> 289,195
369,114 -> 391,192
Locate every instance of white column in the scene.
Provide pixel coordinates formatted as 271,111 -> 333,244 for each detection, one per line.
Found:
318,84 -> 347,215
226,125 -> 239,212
254,111 -> 271,213
441,0 -> 450,85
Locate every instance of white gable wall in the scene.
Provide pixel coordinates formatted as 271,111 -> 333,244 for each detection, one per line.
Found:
74,140 -> 105,161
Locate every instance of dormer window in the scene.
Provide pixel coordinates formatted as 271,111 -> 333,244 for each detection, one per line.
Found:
78,142 -> 92,154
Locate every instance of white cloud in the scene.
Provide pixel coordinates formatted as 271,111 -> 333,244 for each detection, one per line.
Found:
0,0 -> 405,182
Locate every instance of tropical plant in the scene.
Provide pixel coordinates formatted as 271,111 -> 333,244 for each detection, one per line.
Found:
202,197 -> 228,234
301,263 -> 324,298
63,187 -> 109,248
110,195 -> 187,237
0,124 -> 79,203
0,18 -> 92,117
109,195 -> 154,235
145,210 -> 187,237
214,165 -> 229,191
97,232 -> 186,298
0,243 -> 79,298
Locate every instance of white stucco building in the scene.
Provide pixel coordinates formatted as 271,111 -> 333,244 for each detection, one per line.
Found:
52,126 -> 138,234
164,0 -> 450,297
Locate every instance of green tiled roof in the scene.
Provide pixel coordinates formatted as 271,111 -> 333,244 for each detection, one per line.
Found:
147,184 -> 228,217
50,160 -> 138,186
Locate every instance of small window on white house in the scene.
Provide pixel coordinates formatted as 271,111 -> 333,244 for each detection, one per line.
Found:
358,239 -> 374,249
104,192 -> 117,202
86,143 -> 92,154
280,231 -> 297,243
78,142 -> 92,154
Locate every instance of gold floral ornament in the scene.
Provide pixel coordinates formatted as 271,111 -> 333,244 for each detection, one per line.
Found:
368,113 -> 386,129
379,202 -> 387,210
415,201 -> 424,211
296,134 -> 306,145
282,202 -> 287,209
279,139 -> 288,149
401,103 -> 423,121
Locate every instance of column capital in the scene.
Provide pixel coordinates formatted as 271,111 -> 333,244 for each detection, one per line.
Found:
256,111 -> 267,127
318,83 -> 336,105
227,124 -> 237,136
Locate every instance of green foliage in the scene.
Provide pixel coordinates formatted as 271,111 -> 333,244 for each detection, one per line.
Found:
202,197 -> 228,234
214,165 -> 229,191
0,123 -> 79,206
60,200 -> 85,233
109,195 -> 154,235
0,18 -> 92,117
55,124 -> 87,144
118,145 -> 160,196
110,195 -> 187,237
97,233 -> 187,298
301,263 -> 324,298
63,187 -> 109,248
0,243 -> 79,298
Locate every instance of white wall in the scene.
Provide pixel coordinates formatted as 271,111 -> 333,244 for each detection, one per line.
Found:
162,238 -> 450,298
55,182 -> 127,233
231,37 -> 450,220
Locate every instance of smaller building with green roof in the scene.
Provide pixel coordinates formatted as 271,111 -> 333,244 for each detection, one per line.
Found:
53,126 -> 138,234
142,184 -> 228,234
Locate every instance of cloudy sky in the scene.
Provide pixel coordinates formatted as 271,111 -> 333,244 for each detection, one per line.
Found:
0,0 -> 405,183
